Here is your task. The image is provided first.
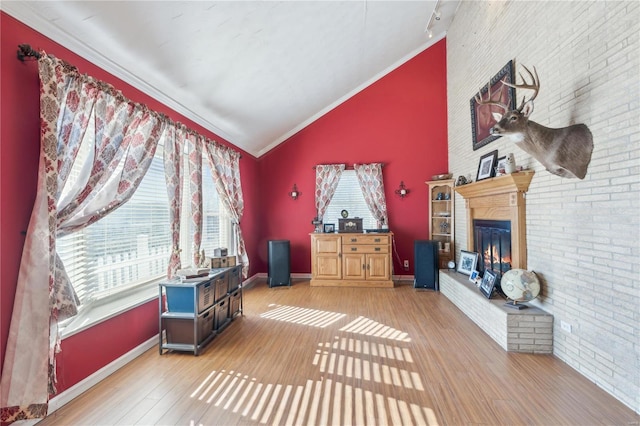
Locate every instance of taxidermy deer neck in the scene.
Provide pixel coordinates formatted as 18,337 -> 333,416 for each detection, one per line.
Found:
476,65 -> 594,180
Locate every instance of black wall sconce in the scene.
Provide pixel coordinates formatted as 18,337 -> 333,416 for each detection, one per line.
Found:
289,184 -> 300,200
395,181 -> 409,198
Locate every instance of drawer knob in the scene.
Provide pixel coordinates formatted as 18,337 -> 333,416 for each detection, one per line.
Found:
375,247 -> 380,251
374,238 -> 380,242
351,238 -> 357,242
351,247 -> 358,251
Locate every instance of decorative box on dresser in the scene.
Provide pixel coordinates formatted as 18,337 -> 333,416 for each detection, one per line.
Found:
310,232 -> 394,288
425,179 -> 455,269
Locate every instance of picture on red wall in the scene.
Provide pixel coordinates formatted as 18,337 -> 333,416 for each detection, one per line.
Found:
469,60 -> 517,151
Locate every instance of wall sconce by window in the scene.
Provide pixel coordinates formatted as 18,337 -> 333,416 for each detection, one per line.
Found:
395,181 -> 409,198
289,184 -> 300,200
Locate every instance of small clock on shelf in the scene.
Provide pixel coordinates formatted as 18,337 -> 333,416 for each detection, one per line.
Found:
341,209 -> 349,218
447,260 -> 456,271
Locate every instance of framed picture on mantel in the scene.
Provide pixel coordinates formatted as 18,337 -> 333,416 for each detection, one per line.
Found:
477,150 -> 498,181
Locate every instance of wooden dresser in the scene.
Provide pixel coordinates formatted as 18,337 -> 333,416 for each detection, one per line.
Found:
310,232 -> 394,288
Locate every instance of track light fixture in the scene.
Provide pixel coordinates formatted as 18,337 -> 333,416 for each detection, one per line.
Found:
424,0 -> 442,37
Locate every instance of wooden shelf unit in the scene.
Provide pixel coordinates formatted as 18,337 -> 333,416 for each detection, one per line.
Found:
310,232 -> 394,288
425,179 -> 455,269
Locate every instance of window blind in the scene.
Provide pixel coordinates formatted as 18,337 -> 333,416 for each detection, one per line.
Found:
324,170 -> 377,229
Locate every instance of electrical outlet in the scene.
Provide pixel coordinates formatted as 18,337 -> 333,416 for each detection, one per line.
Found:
403,260 -> 409,270
560,320 -> 572,333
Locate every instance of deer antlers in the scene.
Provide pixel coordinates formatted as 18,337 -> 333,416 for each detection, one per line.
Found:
475,64 -> 540,113
503,65 -> 540,111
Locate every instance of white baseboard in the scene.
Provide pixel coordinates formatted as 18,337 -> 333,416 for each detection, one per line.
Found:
47,335 -> 158,415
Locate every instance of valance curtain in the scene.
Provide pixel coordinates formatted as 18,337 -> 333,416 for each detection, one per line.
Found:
0,53 -> 165,423
204,142 -> 249,277
314,164 -> 345,220
354,163 -> 388,228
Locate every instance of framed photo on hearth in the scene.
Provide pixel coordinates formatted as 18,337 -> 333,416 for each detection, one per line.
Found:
476,150 -> 498,181
479,269 -> 498,299
457,250 -> 478,276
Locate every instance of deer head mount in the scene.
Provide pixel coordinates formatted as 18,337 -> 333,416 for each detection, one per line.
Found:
476,65 -> 593,179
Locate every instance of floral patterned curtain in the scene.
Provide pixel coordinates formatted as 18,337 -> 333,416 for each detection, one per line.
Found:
354,163 -> 388,228
188,134 -> 204,267
204,141 -> 249,277
0,53 -> 164,423
315,164 -> 345,221
163,125 -> 186,277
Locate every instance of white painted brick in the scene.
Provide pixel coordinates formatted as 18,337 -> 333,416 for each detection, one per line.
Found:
447,0 -> 639,412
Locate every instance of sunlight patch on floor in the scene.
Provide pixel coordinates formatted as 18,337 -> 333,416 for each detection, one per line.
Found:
260,304 -> 346,328
340,316 -> 412,342
189,370 -> 438,425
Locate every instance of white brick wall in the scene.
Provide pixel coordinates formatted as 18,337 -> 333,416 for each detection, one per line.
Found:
446,0 -> 639,413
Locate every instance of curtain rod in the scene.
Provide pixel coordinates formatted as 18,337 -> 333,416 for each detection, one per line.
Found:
15,43 -> 242,159
17,44 -> 41,61
312,163 -> 385,170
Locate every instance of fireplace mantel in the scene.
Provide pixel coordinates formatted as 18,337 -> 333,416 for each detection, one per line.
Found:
455,171 -> 534,270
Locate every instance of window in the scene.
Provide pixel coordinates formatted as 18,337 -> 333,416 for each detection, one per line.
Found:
58,145 -> 171,304
58,121 -> 233,308
324,170 -> 376,229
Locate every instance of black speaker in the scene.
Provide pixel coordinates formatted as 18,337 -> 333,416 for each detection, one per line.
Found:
414,240 -> 439,290
268,240 -> 291,287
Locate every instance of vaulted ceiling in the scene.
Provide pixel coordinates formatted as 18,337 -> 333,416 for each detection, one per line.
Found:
3,1 -> 459,157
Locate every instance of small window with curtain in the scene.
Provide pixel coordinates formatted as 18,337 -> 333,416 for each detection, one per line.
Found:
324,170 -> 377,229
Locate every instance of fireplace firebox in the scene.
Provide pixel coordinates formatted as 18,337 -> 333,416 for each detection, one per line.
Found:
473,219 -> 512,280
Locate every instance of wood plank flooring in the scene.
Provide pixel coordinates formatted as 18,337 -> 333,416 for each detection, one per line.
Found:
39,280 -> 639,425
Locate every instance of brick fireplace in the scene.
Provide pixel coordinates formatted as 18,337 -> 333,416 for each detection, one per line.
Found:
439,170 -> 553,354
455,170 -> 535,271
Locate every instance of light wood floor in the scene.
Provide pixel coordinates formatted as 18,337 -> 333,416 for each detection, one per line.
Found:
40,280 -> 638,425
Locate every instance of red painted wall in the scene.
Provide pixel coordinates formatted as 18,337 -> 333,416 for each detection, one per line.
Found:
0,12 -> 261,393
1,11 -> 447,396
256,40 -> 448,275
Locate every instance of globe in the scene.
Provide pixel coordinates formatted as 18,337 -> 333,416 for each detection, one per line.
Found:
501,269 -> 540,303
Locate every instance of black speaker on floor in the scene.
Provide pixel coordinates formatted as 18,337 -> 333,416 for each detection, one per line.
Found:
414,240 -> 439,290
268,240 -> 291,287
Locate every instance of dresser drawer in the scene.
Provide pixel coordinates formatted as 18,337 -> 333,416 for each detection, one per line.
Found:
343,235 -> 389,245
343,244 -> 389,254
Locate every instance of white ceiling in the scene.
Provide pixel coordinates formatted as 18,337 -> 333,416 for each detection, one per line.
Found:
3,1 -> 458,157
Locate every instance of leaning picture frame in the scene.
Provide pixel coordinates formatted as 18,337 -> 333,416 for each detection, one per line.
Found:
479,269 -> 498,299
457,250 -> 478,276
495,155 -> 507,176
323,223 -> 335,233
470,59 -> 517,151
476,150 -> 498,181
